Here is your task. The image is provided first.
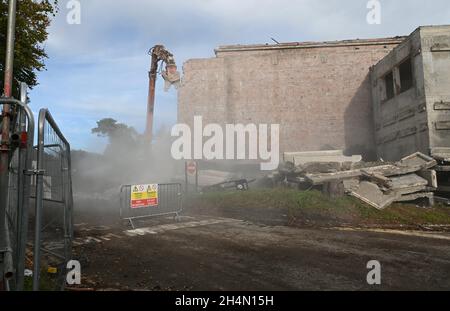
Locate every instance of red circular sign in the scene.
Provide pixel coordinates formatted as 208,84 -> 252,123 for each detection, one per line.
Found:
187,161 -> 197,176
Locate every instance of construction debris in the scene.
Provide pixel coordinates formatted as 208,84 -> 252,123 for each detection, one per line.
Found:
274,152 -> 438,210
417,170 -> 438,189
197,170 -> 243,187
390,174 -> 429,195
350,181 -> 398,210
203,179 -> 255,193
397,192 -> 435,204
398,152 -> 437,171
435,196 -> 450,206
283,150 -> 362,166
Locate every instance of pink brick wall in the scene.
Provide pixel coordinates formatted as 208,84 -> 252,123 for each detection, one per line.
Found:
178,40 -> 401,160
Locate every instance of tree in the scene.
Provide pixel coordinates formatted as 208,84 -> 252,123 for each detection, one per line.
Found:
92,118 -> 138,141
92,118 -> 140,155
0,0 -> 58,97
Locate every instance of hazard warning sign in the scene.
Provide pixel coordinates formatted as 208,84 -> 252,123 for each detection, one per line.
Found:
130,184 -> 159,209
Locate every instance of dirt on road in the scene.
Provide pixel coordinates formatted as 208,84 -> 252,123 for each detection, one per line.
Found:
70,213 -> 450,291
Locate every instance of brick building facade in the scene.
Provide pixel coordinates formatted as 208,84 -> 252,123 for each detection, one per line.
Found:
178,37 -> 404,160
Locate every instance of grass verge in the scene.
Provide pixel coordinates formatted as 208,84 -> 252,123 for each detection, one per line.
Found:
186,188 -> 450,227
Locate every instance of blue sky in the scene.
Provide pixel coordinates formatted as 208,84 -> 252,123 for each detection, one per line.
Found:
28,0 -> 450,152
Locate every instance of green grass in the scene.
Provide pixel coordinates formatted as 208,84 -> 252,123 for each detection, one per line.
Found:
188,188 -> 450,226
23,271 -> 62,291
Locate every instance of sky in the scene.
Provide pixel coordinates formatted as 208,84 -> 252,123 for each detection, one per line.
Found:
28,0 -> 450,153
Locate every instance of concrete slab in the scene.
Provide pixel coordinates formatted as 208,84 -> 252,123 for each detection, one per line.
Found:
283,150 -> 362,166
417,170 -> 438,189
397,192 -> 434,203
349,181 -> 399,210
398,152 -> 437,171
390,174 -> 428,195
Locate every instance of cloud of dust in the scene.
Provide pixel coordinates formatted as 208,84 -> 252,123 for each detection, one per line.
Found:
71,123 -> 180,221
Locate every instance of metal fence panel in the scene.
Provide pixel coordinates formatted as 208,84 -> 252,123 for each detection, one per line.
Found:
120,183 -> 182,228
33,109 -> 73,291
0,94 -> 35,291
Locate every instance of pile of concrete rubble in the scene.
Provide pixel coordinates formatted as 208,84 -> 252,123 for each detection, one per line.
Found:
273,151 -> 438,210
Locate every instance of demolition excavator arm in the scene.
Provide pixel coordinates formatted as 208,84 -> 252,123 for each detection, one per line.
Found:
145,45 -> 180,144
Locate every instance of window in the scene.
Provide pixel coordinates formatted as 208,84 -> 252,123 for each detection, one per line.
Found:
384,71 -> 394,101
399,57 -> 413,93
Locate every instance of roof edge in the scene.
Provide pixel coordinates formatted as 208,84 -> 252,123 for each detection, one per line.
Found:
215,37 -> 407,55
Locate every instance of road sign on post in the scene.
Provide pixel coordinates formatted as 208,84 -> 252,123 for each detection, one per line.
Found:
185,161 -> 199,193
187,161 -> 197,176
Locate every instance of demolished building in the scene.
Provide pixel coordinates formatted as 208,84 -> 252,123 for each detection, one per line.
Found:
370,25 -> 450,192
276,151 -> 438,209
178,25 -> 450,204
179,36 -> 404,160
178,25 -> 450,163
371,26 -> 450,162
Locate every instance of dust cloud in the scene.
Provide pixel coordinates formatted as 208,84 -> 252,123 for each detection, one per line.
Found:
71,122 -> 180,224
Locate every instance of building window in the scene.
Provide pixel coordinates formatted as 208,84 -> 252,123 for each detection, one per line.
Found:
399,57 -> 413,93
383,71 -> 394,101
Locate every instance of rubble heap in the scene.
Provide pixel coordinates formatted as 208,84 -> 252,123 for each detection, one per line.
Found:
273,152 -> 438,210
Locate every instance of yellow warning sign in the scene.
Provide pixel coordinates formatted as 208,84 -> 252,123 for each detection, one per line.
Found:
47,267 -> 58,274
130,184 -> 159,209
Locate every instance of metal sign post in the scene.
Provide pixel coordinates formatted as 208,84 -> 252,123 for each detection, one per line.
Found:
0,0 -> 17,290
185,160 -> 198,193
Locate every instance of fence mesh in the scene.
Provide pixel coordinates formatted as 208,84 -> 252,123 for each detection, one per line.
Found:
32,113 -> 73,290
2,99 -> 72,291
120,183 -> 183,228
